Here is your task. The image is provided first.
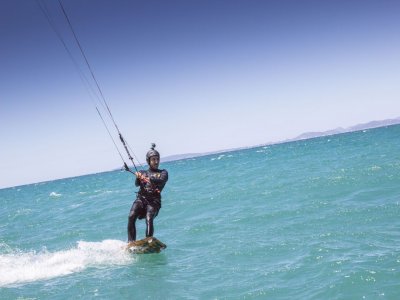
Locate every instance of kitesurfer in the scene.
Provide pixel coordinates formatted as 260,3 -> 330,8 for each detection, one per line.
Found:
127,144 -> 168,241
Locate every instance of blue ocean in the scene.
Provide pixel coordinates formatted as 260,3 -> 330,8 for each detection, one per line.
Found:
1,125 -> 399,299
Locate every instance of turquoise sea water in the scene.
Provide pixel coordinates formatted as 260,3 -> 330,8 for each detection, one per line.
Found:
1,125 -> 400,299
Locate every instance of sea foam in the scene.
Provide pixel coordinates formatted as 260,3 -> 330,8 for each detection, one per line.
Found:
0,240 -> 130,287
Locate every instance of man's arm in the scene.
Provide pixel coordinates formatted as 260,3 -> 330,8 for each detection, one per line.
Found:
150,170 -> 168,190
135,170 -> 149,186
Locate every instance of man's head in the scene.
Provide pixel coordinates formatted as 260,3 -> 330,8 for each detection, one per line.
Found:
146,143 -> 160,170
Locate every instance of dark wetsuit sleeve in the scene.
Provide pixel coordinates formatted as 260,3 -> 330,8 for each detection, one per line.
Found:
135,170 -> 146,187
150,170 -> 168,191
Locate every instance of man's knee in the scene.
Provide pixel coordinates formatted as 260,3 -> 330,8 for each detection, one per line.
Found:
147,205 -> 158,217
146,213 -> 154,223
129,210 -> 138,221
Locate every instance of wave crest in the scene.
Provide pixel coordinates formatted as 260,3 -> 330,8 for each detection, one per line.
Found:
0,240 -> 130,287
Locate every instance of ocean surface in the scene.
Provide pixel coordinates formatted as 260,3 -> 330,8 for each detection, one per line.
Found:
1,125 -> 399,299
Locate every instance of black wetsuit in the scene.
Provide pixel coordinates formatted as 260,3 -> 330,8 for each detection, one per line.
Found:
127,168 -> 168,241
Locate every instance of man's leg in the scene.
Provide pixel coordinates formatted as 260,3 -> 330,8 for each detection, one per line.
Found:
145,205 -> 158,237
127,201 -> 142,242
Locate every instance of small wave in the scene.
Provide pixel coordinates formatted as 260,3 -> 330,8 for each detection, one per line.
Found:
0,240 -> 131,287
92,190 -> 114,195
70,203 -> 83,209
368,165 -> 381,171
15,208 -> 33,217
211,154 -> 226,161
49,192 -> 62,198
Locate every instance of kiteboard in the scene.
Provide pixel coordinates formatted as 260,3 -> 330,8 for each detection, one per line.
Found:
125,237 -> 167,254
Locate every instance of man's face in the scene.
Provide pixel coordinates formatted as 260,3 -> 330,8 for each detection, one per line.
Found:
149,156 -> 159,170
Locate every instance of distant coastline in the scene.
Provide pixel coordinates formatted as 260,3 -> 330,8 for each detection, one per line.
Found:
4,117 -> 399,190
163,116 -> 400,162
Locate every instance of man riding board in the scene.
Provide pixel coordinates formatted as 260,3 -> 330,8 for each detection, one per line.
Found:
127,144 -> 168,242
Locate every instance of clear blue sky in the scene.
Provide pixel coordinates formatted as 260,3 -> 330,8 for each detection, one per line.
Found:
1,0 -> 400,189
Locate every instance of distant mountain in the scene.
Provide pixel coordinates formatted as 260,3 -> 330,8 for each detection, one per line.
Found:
289,117 -> 400,141
163,117 -> 400,162
347,117 -> 400,131
292,127 -> 346,141
163,153 -> 203,162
